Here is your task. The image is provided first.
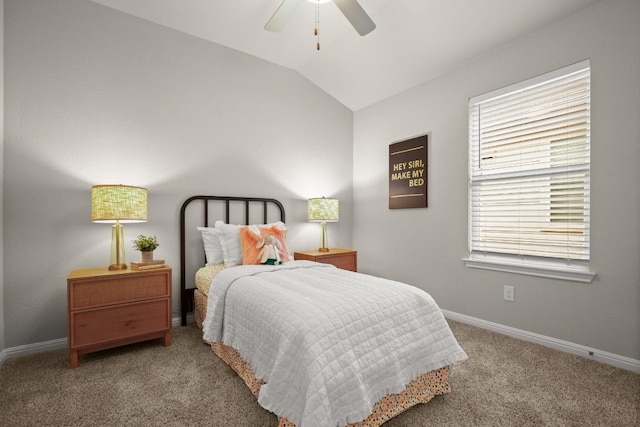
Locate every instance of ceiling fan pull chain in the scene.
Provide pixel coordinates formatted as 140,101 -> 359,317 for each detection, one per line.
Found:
315,0 -> 320,50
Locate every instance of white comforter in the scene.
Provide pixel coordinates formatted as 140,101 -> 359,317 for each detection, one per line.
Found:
202,261 -> 467,427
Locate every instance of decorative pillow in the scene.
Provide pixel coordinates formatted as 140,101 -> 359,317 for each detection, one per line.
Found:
240,224 -> 291,265
240,227 -> 263,265
215,221 -> 290,267
197,227 -> 224,265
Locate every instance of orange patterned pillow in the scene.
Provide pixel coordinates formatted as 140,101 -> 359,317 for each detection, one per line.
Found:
240,225 -> 290,265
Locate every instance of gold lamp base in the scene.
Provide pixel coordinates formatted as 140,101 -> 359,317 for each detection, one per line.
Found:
108,222 -> 128,271
318,222 -> 330,252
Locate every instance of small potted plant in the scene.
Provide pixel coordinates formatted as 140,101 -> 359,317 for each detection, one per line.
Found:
133,235 -> 159,262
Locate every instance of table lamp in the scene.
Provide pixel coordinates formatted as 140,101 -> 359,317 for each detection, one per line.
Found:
307,197 -> 339,252
91,184 -> 147,270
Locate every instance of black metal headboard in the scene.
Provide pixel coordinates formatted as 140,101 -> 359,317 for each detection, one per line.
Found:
179,196 -> 286,326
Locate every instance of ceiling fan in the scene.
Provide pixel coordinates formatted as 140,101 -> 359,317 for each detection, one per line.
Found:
265,0 -> 376,36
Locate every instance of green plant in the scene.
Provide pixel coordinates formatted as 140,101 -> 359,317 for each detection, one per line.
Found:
132,235 -> 159,252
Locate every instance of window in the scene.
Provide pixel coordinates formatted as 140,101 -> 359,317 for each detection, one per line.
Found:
465,61 -> 595,282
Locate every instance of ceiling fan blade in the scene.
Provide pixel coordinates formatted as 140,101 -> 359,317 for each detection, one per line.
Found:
333,0 -> 376,36
265,0 -> 305,32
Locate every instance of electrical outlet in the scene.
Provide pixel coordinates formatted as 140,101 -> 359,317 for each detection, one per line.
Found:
503,285 -> 515,302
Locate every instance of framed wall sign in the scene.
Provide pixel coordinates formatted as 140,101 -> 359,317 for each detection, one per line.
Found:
389,134 -> 428,209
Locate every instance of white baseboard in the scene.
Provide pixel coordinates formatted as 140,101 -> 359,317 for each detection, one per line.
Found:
2,312 -> 637,373
172,313 -> 195,328
0,337 -> 68,365
442,309 -> 640,373
0,315 -> 195,366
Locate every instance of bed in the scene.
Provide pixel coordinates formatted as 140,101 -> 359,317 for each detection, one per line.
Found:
180,195 -> 467,427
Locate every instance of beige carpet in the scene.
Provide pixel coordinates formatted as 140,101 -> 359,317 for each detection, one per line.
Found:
1,320 -> 638,426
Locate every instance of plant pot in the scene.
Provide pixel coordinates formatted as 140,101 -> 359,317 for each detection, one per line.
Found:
141,251 -> 154,263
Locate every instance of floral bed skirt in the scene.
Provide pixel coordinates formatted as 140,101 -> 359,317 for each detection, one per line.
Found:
210,341 -> 451,427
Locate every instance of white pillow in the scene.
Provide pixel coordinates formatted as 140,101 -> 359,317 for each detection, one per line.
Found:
217,224 -> 243,267
196,227 -> 224,265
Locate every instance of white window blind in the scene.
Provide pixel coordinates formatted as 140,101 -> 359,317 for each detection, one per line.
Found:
468,61 -> 591,270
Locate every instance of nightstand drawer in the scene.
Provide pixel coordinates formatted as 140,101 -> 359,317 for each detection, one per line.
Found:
318,253 -> 356,271
71,299 -> 170,347
70,271 -> 170,310
294,249 -> 357,272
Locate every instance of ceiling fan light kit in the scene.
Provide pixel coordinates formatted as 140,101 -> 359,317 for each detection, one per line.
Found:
265,0 -> 376,50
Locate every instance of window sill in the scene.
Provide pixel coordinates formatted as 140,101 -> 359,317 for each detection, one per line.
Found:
463,254 -> 596,283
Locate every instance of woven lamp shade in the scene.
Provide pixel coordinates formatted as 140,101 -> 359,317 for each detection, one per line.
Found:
91,185 -> 147,223
307,197 -> 339,222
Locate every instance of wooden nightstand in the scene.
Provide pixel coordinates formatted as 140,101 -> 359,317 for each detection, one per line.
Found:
67,266 -> 172,368
294,249 -> 357,272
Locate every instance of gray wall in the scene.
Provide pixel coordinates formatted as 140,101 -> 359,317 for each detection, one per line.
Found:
0,0 -> 5,354
353,0 -> 640,360
3,0 -> 353,347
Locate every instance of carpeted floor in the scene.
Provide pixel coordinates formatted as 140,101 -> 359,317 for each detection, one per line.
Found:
1,320 -> 638,426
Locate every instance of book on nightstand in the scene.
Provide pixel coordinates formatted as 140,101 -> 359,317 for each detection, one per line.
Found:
131,260 -> 167,270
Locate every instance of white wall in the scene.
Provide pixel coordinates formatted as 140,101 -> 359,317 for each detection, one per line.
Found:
3,0 -> 353,347
353,0 -> 640,360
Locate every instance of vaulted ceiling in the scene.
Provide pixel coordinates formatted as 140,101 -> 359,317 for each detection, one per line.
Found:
89,0 -> 600,111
